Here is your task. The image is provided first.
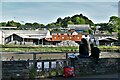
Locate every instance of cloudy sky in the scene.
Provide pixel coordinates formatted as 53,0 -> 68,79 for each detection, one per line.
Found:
0,0 -> 119,24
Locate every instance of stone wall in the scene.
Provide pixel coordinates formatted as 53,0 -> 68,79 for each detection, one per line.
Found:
2,60 -> 68,79
1,58 -> 120,79
74,58 -> 120,76
2,61 -> 29,79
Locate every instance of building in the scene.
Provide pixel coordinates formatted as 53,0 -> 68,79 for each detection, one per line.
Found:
0,30 -> 51,45
0,26 -> 17,30
51,32 -> 82,41
99,37 -> 118,46
68,24 -> 90,41
44,31 -> 82,46
0,24 -> 91,46
94,34 -> 118,46
68,24 -> 90,33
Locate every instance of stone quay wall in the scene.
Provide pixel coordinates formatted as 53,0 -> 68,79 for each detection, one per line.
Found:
74,58 -> 120,76
1,58 -> 120,79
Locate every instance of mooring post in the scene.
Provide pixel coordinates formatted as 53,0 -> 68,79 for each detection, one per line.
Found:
49,61 -> 52,76
33,53 -> 37,69
42,62 -> 44,71
66,53 -> 68,59
56,61 -> 59,76
63,60 -> 67,67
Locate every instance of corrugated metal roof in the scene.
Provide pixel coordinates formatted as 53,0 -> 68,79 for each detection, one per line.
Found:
1,30 -> 47,34
15,34 -> 46,39
68,24 -> 90,30
1,30 -> 49,39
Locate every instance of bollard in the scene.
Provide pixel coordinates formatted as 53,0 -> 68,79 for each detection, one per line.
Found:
49,61 -> 52,76
56,61 -> 59,76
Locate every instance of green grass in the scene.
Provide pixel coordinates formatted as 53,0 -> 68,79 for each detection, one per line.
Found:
0,45 -> 79,52
0,44 -> 120,52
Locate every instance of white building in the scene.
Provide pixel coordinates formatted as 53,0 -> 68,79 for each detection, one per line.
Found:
0,30 -> 51,45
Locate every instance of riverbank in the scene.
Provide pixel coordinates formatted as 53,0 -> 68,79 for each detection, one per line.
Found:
0,45 -> 120,53
1,52 -> 120,61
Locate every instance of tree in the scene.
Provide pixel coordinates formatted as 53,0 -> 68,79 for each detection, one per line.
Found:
1,22 -> 6,26
6,20 -> 16,27
72,17 -> 85,24
108,16 -> 120,33
89,29 -> 93,34
46,23 -> 56,28
118,23 -> 120,40
96,23 -> 109,31
16,22 -> 21,27
46,13 -> 94,28
25,23 -> 33,26
61,21 -> 67,28
33,22 -> 40,27
56,17 -> 62,23
118,31 -> 120,40
67,20 -> 73,24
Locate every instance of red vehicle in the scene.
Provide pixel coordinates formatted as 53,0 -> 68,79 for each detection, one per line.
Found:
63,66 -> 75,77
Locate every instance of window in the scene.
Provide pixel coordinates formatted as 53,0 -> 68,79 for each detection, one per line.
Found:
62,37 -> 64,39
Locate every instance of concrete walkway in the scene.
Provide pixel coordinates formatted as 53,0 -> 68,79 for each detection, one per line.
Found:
46,73 -> 120,80
100,52 -> 120,58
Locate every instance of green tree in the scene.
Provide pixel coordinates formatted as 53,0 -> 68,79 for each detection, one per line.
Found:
96,23 -> 109,31
25,23 -> 33,26
61,21 -> 67,28
67,20 -> 73,24
118,23 -> 120,40
72,17 -> 85,24
1,22 -> 6,26
118,31 -> 120,40
89,29 -> 93,34
6,20 -> 16,27
32,22 -> 40,26
46,13 -> 94,28
46,23 -> 56,28
108,16 -> 120,33
56,17 -> 62,23
16,22 -> 21,27
39,24 -> 45,26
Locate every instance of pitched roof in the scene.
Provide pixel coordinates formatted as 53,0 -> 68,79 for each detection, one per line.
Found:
1,30 -> 47,34
99,38 -> 118,42
14,34 -> 45,39
1,30 -> 49,39
68,24 -> 90,30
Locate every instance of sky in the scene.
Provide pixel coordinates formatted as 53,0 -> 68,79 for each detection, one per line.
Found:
0,0 -> 120,2
0,0 -> 120,25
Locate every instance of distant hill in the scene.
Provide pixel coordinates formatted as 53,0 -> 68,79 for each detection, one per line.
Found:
46,14 -> 94,28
